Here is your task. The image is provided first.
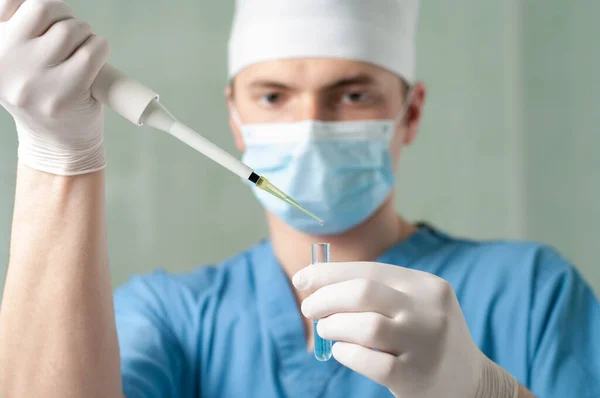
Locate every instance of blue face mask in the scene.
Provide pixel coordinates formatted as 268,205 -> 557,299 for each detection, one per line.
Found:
237,110 -> 408,236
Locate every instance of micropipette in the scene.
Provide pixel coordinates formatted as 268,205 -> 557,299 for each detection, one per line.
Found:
90,65 -> 323,225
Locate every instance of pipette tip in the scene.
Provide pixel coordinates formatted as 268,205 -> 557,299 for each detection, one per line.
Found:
254,175 -> 324,226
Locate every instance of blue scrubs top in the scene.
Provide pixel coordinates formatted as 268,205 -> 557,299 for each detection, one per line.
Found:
114,226 -> 600,397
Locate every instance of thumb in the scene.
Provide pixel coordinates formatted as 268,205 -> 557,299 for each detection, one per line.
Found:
0,0 -> 25,22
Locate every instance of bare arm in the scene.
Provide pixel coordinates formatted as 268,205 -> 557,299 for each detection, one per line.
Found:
0,167 -> 122,397
518,383 -> 536,398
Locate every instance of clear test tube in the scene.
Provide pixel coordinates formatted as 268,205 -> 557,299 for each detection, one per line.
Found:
312,243 -> 332,361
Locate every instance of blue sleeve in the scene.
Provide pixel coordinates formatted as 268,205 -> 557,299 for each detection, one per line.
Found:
114,270 -> 205,398
529,248 -> 600,397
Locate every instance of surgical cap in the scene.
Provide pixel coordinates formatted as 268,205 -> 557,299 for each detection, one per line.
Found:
227,0 -> 420,83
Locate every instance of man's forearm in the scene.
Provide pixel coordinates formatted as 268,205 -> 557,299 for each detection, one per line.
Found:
0,166 -> 121,398
518,383 -> 536,398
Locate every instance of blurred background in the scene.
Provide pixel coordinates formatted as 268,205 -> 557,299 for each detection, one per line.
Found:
0,0 -> 598,295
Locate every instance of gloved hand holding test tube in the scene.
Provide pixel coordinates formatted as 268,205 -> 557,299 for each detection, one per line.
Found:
91,65 -> 323,225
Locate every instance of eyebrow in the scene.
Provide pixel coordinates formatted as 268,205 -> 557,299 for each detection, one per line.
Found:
247,80 -> 290,90
246,73 -> 377,91
323,74 -> 377,90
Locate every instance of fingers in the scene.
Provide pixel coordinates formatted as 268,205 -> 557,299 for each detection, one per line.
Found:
293,261 -> 426,293
301,279 -> 407,319
0,0 -> 25,22
318,312 -> 402,355
65,34 -> 110,88
10,0 -> 73,37
38,18 -> 93,65
332,342 -> 400,389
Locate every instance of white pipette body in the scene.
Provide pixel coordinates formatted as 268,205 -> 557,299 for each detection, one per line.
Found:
90,64 -> 253,180
141,99 -> 253,179
90,65 -> 324,225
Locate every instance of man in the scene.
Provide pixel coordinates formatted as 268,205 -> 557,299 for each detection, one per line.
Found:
0,0 -> 598,397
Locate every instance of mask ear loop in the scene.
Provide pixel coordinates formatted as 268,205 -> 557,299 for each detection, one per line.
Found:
395,84 -> 416,125
228,104 -> 252,152
229,104 -> 243,129
384,83 -> 415,151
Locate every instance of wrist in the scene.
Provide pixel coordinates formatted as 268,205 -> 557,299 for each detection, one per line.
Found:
473,357 -> 519,398
15,111 -> 106,176
17,131 -> 106,176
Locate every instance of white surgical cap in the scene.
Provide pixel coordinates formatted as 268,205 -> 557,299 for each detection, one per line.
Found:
227,0 -> 420,83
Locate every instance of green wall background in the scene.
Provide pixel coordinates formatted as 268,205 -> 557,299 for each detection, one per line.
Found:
1,1 -> 598,295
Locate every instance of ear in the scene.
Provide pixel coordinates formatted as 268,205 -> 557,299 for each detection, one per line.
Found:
225,85 -> 246,152
402,82 -> 427,146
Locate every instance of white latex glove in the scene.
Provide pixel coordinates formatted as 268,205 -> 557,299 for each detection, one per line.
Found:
293,262 -> 519,398
0,0 -> 110,175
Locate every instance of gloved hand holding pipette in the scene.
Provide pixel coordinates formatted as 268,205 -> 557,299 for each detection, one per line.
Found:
0,0 -> 322,223
0,0 -> 110,175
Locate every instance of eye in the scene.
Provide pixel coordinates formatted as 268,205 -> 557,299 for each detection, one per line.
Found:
259,93 -> 283,106
341,92 -> 369,104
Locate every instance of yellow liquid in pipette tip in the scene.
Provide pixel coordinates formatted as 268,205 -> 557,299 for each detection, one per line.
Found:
256,176 -> 324,226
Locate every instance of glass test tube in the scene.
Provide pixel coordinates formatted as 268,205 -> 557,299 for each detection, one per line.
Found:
312,243 -> 332,361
